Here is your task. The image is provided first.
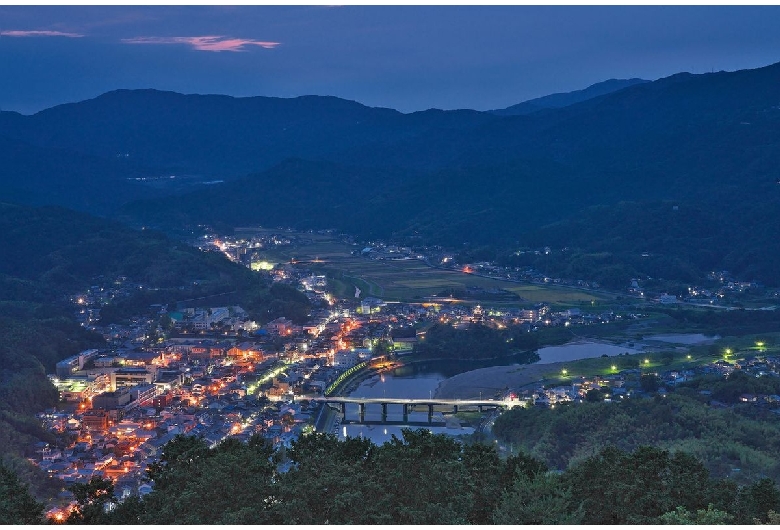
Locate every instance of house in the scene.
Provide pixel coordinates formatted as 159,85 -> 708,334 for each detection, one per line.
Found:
392,337 -> 418,350
333,349 -> 360,368
81,411 -> 110,431
123,351 -> 162,367
228,342 -> 264,360
266,317 -> 295,336
267,379 -> 291,399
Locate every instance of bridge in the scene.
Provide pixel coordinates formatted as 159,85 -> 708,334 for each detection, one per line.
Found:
311,396 -> 526,424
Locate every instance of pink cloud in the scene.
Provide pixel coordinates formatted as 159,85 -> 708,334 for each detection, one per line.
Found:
121,35 -> 280,52
1,30 -> 84,38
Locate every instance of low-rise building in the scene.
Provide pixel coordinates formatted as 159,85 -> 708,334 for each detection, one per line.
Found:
111,368 -> 155,390
93,389 -> 132,411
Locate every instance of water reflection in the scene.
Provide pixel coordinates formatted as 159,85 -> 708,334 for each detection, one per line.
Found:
536,342 -> 642,364
351,372 -> 443,399
381,352 -> 536,380
336,340 -> 649,444
338,370 -> 475,443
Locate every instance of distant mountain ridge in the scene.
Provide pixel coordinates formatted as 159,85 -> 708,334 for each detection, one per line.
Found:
489,78 -> 649,116
0,78 -> 649,182
0,89 -> 499,179
2,61 -> 780,284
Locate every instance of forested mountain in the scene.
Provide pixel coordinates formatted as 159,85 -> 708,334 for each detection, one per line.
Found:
489,77 -> 649,116
494,392 -> 780,486
0,136 -> 161,216
0,90 -> 499,179
0,201 -> 311,351
2,61 -> 780,284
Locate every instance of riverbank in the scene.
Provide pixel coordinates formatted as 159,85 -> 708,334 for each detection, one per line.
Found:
339,348 -> 592,400
335,352 -> 537,397
330,360 -> 404,396
433,339 -> 633,399
337,334 -> 713,401
434,333 -> 725,399
434,362 -> 569,399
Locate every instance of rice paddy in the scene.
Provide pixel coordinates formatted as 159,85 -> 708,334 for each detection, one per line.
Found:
238,228 -> 615,306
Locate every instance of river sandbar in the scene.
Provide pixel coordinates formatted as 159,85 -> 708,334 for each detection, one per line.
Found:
434,361 -> 570,399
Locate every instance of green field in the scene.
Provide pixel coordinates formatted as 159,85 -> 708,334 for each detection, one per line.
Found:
239,228 -> 615,305
539,333 -> 780,384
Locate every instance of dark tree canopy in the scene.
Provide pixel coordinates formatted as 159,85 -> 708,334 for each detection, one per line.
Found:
20,429 -> 771,525
0,463 -> 44,525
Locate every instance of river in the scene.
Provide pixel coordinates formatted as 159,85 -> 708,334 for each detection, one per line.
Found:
338,368 -> 475,443
536,341 -> 642,363
338,340 -> 640,443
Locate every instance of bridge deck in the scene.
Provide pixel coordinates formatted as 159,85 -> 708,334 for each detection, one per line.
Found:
312,396 -> 521,408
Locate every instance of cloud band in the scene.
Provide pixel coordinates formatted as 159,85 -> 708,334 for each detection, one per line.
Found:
121,35 -> 279,52
1,30 -> 84,38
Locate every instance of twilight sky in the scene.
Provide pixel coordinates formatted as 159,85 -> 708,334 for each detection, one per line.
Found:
1,5 -> 780,115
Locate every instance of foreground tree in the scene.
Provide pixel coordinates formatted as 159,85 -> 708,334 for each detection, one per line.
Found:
734,478 -> 780,524
66,476 -> 115,524
273,433 -> 378,524
492,472 -> 583,524
0,464 -> 44,524
563,446 -> 720,524
140,434 -> 277,524
659,504 -> 734,524
102,431 -> 780,524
